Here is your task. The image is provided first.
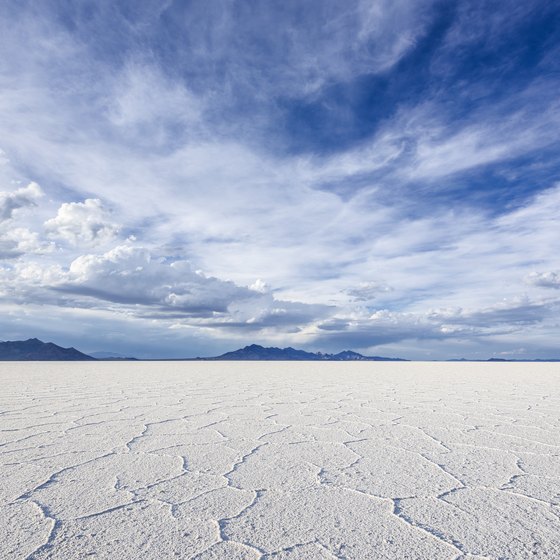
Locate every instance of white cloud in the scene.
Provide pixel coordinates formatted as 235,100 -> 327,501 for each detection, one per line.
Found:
311,295 -> 560,352
410,103 -> 560,181
34,243 -> 329,334
250,279 -> 270,293
58,243 -> 246,313
106,62 -> 204,146
45,198 -> 119,245
0,2 -> 559,358
0,227 -> 53,259
346,282 -> 393,301
0,182 -> 51,258
0,182 -> 43,221
526,271 -> 560,289
145,0 -> 436,99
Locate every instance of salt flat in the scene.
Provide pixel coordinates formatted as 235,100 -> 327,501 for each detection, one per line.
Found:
1,362 -> 559,559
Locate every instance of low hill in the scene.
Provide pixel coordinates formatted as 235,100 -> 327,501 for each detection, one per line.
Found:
0,338 -> 95,361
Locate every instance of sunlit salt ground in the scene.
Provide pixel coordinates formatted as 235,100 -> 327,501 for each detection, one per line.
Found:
1,362 -> 559,559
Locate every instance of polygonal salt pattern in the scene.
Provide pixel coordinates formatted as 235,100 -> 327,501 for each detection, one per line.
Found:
1,361 -> 559,559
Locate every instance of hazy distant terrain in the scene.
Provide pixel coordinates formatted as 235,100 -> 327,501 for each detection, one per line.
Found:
1,362 -> 559,559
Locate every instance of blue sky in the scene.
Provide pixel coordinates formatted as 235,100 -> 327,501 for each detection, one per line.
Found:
1,0 -> 559,359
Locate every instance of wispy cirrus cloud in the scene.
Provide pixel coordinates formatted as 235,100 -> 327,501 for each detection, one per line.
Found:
0,0 -> 559,358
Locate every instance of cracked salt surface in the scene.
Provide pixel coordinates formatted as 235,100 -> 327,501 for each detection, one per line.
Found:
1,362 -> 559,559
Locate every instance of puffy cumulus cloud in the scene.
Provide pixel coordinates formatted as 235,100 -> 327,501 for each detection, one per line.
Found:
45,244 -> 330,332
57,244 -> 251,314
0,261 -> 65,306
0,2 -> 559,358
9,261 -> 63,288
249,279 -> 270,294
526,271 -> 560,289
0,182 -> 43,221
0,261 -> 67,308
0,227 -> 54,259
45,199 -> 119,245
0,182 -> 52,259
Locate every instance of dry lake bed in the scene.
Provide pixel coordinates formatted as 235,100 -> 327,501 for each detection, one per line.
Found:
1,362 -> 559,559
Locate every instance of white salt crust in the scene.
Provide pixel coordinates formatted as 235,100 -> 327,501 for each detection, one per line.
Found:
1,361 -> 559,559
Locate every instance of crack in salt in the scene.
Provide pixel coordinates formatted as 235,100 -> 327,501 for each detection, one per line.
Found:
25,501 -> 60,560
391,498 -> 466,556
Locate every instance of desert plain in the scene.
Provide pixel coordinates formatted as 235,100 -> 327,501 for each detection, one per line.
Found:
1,361 -> 559,559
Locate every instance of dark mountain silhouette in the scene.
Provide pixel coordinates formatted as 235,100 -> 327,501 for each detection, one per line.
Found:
204,344 -> 407,361
0,338 -> 95,361
7,339 -> 556,362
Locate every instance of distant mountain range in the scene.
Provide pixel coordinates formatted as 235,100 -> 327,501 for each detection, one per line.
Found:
0,340 -> 406,361
1,339 -> 558,362
202,344 -> 407,361
0,338 -> 95,361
